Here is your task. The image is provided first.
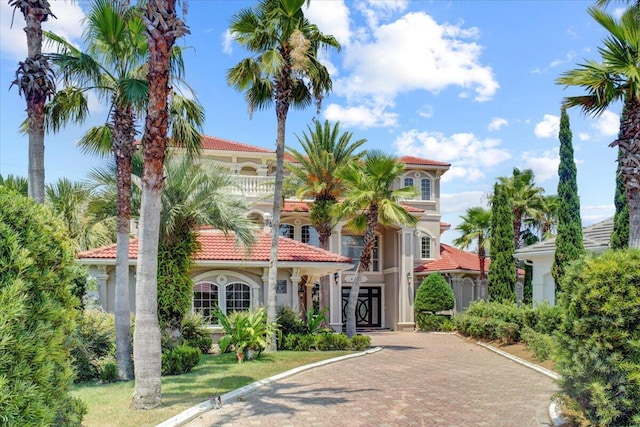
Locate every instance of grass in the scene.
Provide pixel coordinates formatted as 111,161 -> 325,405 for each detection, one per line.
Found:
71,350 -> 351,427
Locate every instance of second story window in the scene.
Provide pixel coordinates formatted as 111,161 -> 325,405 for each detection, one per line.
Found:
342,235 -> 380,272
301,225 -> 319,247
421,236 -> 432,259
404,177 -> 414,188
279,223 -> 294,239
421,178 -> 431,200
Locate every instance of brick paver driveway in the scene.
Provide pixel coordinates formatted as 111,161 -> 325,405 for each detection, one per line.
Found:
185,332 -> 557,427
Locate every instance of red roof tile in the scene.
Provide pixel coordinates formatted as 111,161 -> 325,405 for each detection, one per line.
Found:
398,156 -> 450,167
200,135 -> 275,154
415,244 -> 490,273
78,231 -> 352,264
282,201 -> 312,212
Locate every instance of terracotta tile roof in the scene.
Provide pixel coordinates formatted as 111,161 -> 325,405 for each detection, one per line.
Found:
200,135 -> 275,154
398,156 -> 450,167
78,231 -> 352,263
440,222 -> 451,228
282,200 -> 424,213
415,244 -> 490,273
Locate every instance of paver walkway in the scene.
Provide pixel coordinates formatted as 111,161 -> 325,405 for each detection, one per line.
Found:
185,332 -> 557,427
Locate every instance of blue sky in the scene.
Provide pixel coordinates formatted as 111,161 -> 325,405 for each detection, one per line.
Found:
0,0 -> 624,245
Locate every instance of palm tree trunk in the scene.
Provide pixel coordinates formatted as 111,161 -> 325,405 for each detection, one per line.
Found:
616,96 -> 640,249
133,0 -> 185,408
318,231 -> 331,325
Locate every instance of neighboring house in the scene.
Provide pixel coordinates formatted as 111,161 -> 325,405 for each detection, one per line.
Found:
78,136 -> 491,331
514,218 -> 614,305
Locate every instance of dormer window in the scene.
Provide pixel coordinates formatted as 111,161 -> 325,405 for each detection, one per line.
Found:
421,178 -> 431,200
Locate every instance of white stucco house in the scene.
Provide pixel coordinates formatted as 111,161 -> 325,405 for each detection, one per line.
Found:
514,218 -> 614,305
78,136 -> 491,331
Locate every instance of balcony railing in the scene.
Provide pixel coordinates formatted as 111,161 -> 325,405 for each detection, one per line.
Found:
229,175 -> 274,198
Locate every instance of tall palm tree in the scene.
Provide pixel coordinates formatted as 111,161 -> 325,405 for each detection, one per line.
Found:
335,152 -> 417,338
133,0 -> 190,410
46,0 -> 148,381
45,178 -> 114,253
524,195 -> 559,243
227,0 -> 340,332
8,0 -> 56,203
454,206 -> 492,284
557,5 -> 640,248
497,168 -> 545,251
285,120 -> 365,315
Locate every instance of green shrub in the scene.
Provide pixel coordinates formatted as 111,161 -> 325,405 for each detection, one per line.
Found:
416,313 -> 453,331
315,333 -> 351,351
522,302 -> 563,335
556,250 -> 640,426
281,333 -> 316,351
350,335 -> 371,351
217,307 -> 279,362
415,272 -> 455,314
181,313 -> 213,354
0,188 -> 86,425
520,327 -> 555,362
277,306 -> 306,335
71,310 -> 116,382
98,359 -> 119,383
161,345 -> 201,376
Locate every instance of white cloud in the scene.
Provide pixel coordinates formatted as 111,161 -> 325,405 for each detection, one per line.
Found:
488,117 -> 508,131
324,103 -> 398,128
418,104 -> 434,119
394,129 -> 511,182
356,0 -> 408,29
548,51 -> 576,68
335,11 -> 498,106
534,114 -> 560,138
441,191 -> 486,214
1,1 -> 84,61
581,204 -> 614,224
521,148 -> 559,183
221,30 -> 234,55
305,0 -> 352,47
593,110 -> 619,137
578,132 -> 590,141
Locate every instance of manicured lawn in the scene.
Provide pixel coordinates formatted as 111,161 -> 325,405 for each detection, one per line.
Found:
72,351 -> 351,427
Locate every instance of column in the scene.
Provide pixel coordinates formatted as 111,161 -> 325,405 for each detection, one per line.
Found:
397,228 -> 416,331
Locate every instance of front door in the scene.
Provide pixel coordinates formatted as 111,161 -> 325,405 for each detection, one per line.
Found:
342,287 -> 381,327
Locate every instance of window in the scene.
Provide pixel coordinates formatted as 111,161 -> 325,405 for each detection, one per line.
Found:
341,235 -> 380,271
421,237 -> 431,259
279,223 -> 294,239
421,178 -> 431,200
301,225 -> 319,247
404,177 -> 414,188
193,282 -> 251,325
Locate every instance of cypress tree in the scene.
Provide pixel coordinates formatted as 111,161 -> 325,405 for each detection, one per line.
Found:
552,107 -> 584,292
488,183 -> 516,302
611,108 -> 630,249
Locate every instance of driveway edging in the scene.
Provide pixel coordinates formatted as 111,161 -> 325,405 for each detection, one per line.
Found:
156,347 -> 382,427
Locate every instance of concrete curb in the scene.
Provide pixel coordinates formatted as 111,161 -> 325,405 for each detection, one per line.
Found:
156,346 -> 383,427
475,342 -> 568,427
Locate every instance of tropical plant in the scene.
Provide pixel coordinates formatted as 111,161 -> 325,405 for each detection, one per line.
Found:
133,0 -> 190,408
487,182 -> 516,302
552,107 -> 584,290
304,305 -> 329,335
415,272 -> 455,314
45,178 -> 114,253
454,206 -> 491,284
0,186 -> 86,425
8,0 -> 57,203
523,195 -> 559,243
557,5 -> 640,248
286,119 -> 365,317
227,0 -> 341,334
216,307 -> 279,363
334,152 -> 418,337
0,174 -> 28,196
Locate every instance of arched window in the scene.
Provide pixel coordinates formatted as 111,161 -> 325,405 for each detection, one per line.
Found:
421,236 -> 432,259
404,177 -> 414,188
193,281 -> 252,325
279,223 -> 294,239
421,178 -> 431,200
301,224 -> 319,247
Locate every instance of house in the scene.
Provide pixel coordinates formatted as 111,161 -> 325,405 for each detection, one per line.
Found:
77,136 -> 490,331
514,218 -> 614,305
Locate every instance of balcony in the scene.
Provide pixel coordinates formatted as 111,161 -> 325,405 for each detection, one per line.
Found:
229,175 -> 274,198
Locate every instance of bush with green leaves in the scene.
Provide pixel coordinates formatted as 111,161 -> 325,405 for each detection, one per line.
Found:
161,345 -> 201,376
277,306 -> 306,337
71,310 -> 116,382
281,333 -> 316,351
216,307 -> 279,362
350,334 -> 371,351
520,327 -> 554,362
556,250 -> 640,426
180,313 -> 213,354
0,188 -> 86,425
415,272 -> 455,314
454,300 -> 524,342
315,333 -> 351,351
416,313 -> 455,332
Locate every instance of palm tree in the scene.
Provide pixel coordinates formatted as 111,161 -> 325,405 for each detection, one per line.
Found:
46,0 -> 148,381
524,195 -> 559,243
227,0 -> 340,332
335,152 -> 417,338
8,0 -> 56,203
133,0 -> 190,410
285,120 -> 365,315
454,206 -> 492,285
45,178 -> 114,253
497,168 -> 545,251
557,5 -> 640,248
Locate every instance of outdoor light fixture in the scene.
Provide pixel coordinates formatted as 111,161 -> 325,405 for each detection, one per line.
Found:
407,272 -> 413,284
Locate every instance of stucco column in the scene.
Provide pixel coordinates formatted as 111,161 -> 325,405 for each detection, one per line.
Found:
397,228 -> 416,331
261,267 -> 269,308
95,265 -> 109,311
290,268 -> 301,312
329,223 -> 344,331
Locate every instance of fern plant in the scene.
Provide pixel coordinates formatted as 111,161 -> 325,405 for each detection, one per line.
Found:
215,307 -> 279,362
